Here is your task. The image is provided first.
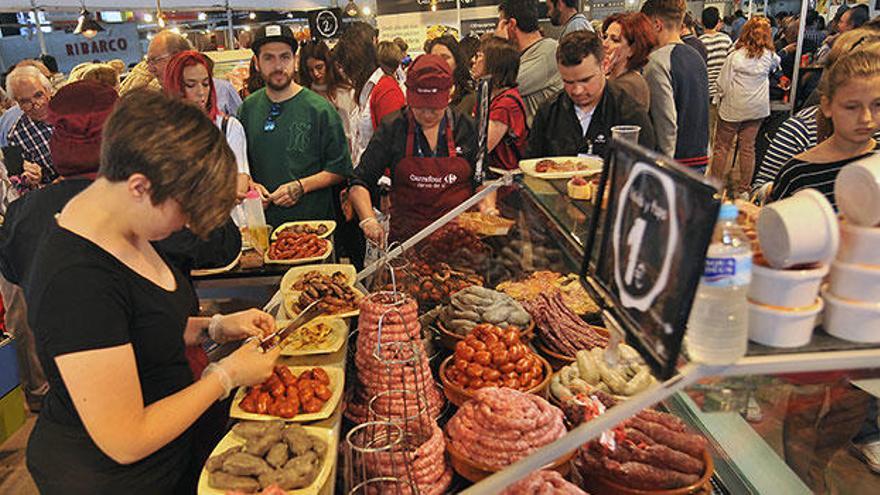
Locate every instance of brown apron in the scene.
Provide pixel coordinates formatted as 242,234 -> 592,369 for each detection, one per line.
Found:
389,110 -> 473,242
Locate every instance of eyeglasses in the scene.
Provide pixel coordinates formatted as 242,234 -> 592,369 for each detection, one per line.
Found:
146,53 -> 172,67
264,102 -> 283,132
16,91 -> 48,111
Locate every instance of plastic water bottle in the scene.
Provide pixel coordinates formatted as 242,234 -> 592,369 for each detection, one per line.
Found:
686,203 -> 752,364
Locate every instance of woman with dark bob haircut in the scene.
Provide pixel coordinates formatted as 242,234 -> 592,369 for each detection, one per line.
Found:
601,12 -> 658,111
425,34 -> 476,114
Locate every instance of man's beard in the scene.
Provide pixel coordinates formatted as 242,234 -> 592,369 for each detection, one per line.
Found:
264,71 -> 293,91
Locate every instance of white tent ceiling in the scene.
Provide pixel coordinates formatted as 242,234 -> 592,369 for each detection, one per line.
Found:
0,1 -> 339,13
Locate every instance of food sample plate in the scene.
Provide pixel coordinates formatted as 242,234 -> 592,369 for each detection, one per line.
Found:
191,251 -> 242,277
271,221 -> 337,240
264,239 -> 333,265
280,264 -> 357,297
197,424 -> 337,495
519,156 -> 603,180
279,317 -> 347,356
283,290 -> 363,320
281,264 -> 363,319
230,366 -> 344,422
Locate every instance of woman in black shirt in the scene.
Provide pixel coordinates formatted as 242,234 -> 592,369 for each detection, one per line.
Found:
769,50 -> 880,208
24,91 -> 280,494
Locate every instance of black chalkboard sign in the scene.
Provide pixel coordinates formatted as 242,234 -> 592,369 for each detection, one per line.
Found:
580,138 -> 720,379
308,8 -> 343,39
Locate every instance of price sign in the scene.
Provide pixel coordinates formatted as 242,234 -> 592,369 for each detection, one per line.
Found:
581,139 -> 720,378
612,162 -> 678,312
309,8 -> 342,40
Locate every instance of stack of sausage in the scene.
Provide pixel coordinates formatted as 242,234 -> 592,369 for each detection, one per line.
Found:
360,423 -> 454,495
523,291 -> 609,356
574,395 -> 709,491
346,292 -> 451,495
346,293 -> 444,423
446,387 -> 566,470
499,471 -> 589,495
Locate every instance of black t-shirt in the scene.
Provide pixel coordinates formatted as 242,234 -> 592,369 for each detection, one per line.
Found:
0,178 -> 243,289
25,224 -> 197,494
768,151 -> 876,210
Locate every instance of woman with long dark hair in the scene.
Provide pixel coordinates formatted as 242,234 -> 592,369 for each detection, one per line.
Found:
298,40 -> 356,142
334,23 -> 405,165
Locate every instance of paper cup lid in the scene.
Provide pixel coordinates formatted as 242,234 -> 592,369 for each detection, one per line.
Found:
795,189 -> 840,265
836,165 -> 880,227
757,208 -> 791,268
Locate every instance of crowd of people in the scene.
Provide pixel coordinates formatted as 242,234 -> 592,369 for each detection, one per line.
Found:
0,0 -> 878,492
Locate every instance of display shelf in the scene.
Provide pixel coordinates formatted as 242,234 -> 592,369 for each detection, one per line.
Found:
665,393 -> 812,495
518,175 -> 592,253
464,344 -> 880,493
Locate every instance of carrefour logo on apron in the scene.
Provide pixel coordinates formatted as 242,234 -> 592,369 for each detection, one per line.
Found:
409,173 -> 459,189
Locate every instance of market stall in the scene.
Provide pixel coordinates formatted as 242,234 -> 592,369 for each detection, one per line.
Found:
187,135 -> 880,495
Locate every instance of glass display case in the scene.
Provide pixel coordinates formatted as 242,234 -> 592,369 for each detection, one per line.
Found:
352,169 -> 880,494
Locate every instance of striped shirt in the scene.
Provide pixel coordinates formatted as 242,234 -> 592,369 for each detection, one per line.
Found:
754,105 -> 880,191
699,32 -> 732,98
767,151 -> 877,210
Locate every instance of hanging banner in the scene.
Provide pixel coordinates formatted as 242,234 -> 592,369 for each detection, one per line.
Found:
0,23 -> 142,74
376,0 -> 499,16
461,18 -> 497,37
377,5 -> 498,53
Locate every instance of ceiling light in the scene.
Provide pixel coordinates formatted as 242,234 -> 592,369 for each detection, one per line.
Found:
249,12 -> 256,20
143,13 -> 153,23
198,12 -> 207,21
361,6 -> 372,16
287,12 -> 294,19
344,0 -> 360,17
74,6 -> 104,39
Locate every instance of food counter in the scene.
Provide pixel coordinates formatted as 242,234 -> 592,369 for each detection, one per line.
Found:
193,157 -> 880,494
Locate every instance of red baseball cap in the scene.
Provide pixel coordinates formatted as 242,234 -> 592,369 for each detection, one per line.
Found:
405,54 -> 453,109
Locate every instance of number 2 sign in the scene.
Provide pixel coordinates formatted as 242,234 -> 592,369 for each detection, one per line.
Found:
612,162 -> 679,312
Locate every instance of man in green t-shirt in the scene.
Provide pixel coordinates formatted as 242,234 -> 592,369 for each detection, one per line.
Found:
238,24 -> 353,226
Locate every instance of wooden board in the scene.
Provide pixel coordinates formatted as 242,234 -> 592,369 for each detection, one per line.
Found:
191,251 -> 242,277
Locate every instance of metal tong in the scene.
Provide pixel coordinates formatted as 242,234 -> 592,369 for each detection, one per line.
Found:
257,299 -> 325,351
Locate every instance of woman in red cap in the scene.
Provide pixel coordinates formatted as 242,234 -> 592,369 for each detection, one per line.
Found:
163,51 -> 251,202
348,54 -> 479,244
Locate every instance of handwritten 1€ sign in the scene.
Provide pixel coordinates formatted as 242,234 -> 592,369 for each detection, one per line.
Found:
611,162 -> 679,312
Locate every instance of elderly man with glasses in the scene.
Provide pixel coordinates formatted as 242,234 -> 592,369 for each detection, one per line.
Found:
5,65 -> 58,191
119,30 -> 191,95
